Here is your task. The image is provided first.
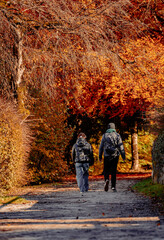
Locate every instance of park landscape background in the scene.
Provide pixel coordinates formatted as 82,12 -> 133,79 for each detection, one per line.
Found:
0,0 -> 163,191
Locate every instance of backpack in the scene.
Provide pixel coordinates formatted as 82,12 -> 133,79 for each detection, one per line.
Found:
104,133 -> 119,158
75,143 -> 90,162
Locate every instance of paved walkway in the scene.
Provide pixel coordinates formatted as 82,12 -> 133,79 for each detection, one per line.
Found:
0,179 -> 163,240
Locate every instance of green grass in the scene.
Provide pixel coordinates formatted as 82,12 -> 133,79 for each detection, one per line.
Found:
132,177 -> 164,212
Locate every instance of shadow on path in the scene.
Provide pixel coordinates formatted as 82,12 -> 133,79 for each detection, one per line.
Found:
0,179 -> 163,240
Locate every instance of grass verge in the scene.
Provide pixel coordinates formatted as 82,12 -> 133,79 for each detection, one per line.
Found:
132,177 -> 164,214
0,196 -> 30,205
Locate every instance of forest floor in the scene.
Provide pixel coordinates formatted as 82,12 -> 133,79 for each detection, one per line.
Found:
0,173 -> 164,240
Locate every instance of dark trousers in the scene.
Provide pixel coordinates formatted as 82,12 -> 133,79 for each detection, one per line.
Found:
104,156 -> 119,188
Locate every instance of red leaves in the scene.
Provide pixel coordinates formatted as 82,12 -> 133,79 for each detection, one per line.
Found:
67,37 -> 164,120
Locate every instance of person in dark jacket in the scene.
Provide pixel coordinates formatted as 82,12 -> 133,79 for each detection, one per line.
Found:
99,123 -> 125,192
72,133 -> 94,193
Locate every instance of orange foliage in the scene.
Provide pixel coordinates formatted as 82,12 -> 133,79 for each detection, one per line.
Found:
130,0 -> 164,40
68,37 -> 164,119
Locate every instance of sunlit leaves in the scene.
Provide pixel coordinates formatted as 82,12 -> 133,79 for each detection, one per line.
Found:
68,37 -> 164,119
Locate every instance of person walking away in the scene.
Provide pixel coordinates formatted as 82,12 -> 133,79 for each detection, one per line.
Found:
72,133 -> 94,193
99,123 -> 125,192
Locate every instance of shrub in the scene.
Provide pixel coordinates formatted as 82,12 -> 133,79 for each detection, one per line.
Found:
28,91 -> 74,184
0,98 -> 31,191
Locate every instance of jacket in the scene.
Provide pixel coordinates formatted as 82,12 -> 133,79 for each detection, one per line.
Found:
99,129 -> 125,160
72,137 -> 94,165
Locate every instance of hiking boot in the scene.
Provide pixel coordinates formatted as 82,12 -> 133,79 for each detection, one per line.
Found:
111,187 -> 117,192
104,180 -> 109,192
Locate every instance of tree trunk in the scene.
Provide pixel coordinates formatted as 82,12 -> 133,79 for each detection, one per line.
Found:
14,28 -> 30,119
152,132 -> 164,184
131,122 -> 139,171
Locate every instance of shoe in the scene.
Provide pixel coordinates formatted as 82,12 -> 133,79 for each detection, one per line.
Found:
111,187 -> 117,192
84,189 -> 88,192
104,180 -> 109,192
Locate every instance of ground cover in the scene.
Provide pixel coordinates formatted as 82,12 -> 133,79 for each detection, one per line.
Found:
132,177 -> 164,215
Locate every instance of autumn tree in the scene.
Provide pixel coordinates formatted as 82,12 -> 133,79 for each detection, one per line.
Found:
0,0 -> 145,177
67,36 -> 164,170
0,0 -> 144,102
0,0 -> 163,177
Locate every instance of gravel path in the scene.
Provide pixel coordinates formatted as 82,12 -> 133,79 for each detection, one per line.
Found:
0,179 -> 163,240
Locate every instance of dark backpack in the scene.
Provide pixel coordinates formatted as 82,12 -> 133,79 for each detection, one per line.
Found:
104,134 -> 119,158
75,144 -> 90,162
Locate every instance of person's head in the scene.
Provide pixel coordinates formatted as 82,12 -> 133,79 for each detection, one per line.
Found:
107,122 -> 115,129
77,132 -> 86,139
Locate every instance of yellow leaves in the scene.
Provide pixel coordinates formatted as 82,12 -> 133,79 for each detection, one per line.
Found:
0,98 -> 31,190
